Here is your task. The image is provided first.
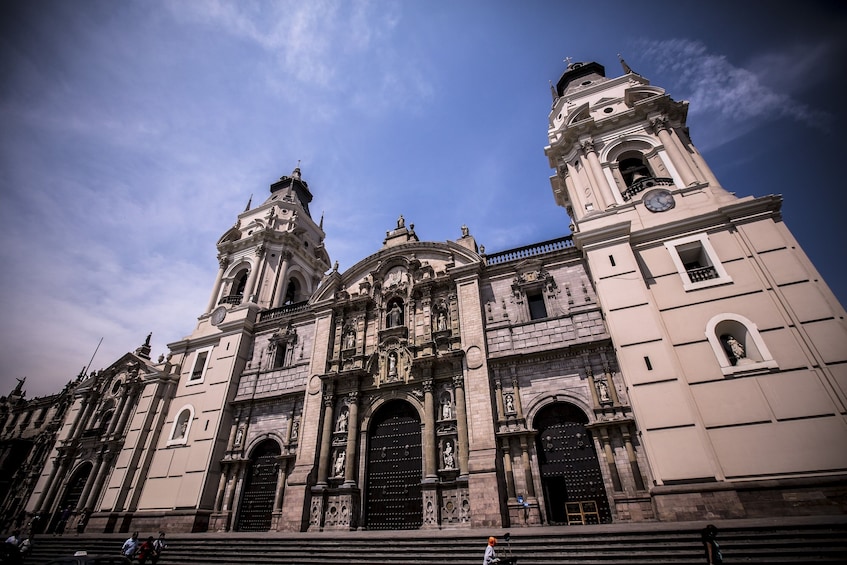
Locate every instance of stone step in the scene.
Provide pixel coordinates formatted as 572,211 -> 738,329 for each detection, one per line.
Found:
22,518 -> 847,565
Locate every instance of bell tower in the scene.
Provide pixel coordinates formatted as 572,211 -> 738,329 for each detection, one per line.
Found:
108,168 -> 332,532
545,59 -> 847,519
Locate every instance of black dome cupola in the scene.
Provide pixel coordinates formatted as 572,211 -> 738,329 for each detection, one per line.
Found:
270,166 -> 314,218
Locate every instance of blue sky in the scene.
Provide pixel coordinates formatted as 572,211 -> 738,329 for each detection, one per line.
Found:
2,1 -> 845,398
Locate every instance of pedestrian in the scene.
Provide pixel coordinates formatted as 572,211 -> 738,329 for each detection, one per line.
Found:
18,536 -> 31,557
122,531 -> 139,559
151,531 -> 167,564
483,536 -> 500,565
136,536 -> 155,564
76,508 -> 90,535
5,529 -> 21,546
701,524 -> 723,564
28,514 -> 42,535
56,506 -> 72,535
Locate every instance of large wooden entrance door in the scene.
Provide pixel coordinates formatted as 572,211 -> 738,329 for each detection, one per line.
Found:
534,403 -> 611,524
51,462 -> 91,533
365,401 -> 422,530
236,440 -> 280,531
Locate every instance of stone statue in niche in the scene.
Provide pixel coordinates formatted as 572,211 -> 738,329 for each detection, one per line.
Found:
436,310 -> 448,332
333,450 -> 345,478
336,408 -> 348,432
727,336 -> 744,359
441,393 -> 452,420
597,379 -> 611,403
388,352 -> 398,377
290,419 -> 299,440
234,427 -> 243,447
344,328 -> 356,349
387,303 -> 403,327
504,393 -> 515,414
443,441 -> 455,469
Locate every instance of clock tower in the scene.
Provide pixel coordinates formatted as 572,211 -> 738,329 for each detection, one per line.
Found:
545,60 -> 847,519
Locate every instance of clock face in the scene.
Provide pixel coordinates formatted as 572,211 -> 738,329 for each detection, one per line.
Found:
210,306 -> 227,326
643,188 -> 675,212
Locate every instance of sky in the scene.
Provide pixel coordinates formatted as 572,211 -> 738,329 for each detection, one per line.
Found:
1,1 -> 846,399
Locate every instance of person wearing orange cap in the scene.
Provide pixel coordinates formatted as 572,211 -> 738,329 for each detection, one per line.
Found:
483,536 -> 500,565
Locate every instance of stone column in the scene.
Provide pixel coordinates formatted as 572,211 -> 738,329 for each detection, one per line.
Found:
622,425 -> 646,491
205,256 -> 229,313
274,457 -> 289,512
315,387 -> 335,486
76,454 -> 103,511
272,252 -> 293,308
244,253 -> 262,304
35,456 -> 67,514
343,391 -> 360,486
511,372 -> 524,418
494,380 -> 505,420
581,138 -> 616,210
213,467 -> 228,512
105,389 -> 130,437
500,437 -> 516,501
113,384 -> 139,438
519,437 -> 536,499
422,380 -> 437,480
598,428 -> 622,492
452,374 -> 470,478
650,115 -> 697,186
82,450 -> 113,511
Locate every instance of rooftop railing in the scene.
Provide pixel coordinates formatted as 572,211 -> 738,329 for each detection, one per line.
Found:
486,236 -> 574,265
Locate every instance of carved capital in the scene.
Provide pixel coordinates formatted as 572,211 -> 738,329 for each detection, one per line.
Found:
580,137 -> 595,154
649,114 -> 670,135
452,374 -> 465,390
218,255 -> 230,269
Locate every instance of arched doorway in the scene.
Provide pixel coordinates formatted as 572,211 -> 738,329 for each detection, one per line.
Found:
236,439 -> 281,531
51,462 -> 92,532
365,400 -> 422,529
534,403 -> 611,524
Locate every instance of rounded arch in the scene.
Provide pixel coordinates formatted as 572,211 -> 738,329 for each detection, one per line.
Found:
282,267 -> 310,304
601,136 -> 659,163
243,433 -> 285,457
524,392 -> 594,430
705,313 -> 778,374
532,401 -> 611,525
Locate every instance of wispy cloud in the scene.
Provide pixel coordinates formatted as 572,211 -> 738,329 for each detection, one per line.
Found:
634,38 -> 832,149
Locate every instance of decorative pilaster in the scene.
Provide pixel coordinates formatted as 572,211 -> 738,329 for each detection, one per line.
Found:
343,391 -> 360,486
452,374 -> 470,478
315,386 -> 335,486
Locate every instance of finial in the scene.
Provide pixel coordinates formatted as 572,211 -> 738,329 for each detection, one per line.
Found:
564,56 -> 573,68
319,211 -> 324,230
244,193 -> 253,212
618,53 -> 633,74
549,80 -> 557,102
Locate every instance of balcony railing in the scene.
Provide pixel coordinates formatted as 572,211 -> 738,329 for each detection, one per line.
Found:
686,265 -> 719,282
621,177 -> 674,201
259,300 -> 310,322
485,236 -> 574,265
218,294 -> 243,306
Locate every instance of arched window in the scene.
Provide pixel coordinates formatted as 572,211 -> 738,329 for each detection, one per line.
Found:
168,405 -> 195,445
705,314 -> 778,376
233,269 -> 249,296
283,278 -> 298,305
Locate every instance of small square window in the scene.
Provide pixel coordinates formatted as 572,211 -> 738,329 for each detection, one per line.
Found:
187,347 -> 213,384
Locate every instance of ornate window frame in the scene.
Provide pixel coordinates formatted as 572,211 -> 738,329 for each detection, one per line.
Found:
705,313 -> 778,376
665,233 -> 732,291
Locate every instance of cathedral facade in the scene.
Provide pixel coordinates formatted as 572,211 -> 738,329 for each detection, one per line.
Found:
15,60 -> 847,534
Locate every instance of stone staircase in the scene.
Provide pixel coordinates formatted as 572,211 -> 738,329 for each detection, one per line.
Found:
21,517 -> 847,564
